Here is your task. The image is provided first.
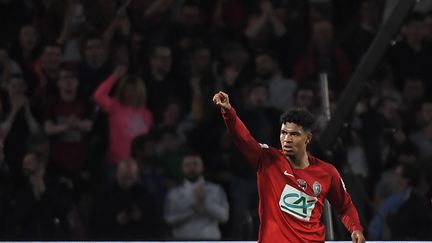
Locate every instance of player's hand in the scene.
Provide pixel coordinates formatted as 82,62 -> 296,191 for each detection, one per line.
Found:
351,230 -> 365,243
212,91 -> 232,112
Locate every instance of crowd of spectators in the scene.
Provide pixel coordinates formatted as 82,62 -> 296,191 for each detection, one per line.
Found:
0,0 -> 431,241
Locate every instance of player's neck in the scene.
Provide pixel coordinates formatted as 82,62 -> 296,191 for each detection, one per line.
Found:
288,152 -> 310,169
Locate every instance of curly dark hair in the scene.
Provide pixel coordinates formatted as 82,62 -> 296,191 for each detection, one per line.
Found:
279,108 -> 316,132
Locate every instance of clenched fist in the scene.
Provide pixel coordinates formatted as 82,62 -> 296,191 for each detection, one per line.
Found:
351,230 -> 365,243
212,91 -> 232,112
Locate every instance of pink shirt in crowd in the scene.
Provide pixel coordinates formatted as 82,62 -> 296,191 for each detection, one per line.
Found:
94,75 -> 153,164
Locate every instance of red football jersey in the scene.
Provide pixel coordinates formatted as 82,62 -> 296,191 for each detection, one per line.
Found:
222,108 -> 363,243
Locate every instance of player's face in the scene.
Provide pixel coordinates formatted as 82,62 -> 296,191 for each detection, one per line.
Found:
280,123 -> 311,157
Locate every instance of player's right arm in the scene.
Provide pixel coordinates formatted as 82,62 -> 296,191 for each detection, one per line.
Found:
213,91 -> 262,168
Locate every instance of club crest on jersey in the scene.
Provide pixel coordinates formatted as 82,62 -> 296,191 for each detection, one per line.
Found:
297,179 -> 307,190
313,181 -> 322,196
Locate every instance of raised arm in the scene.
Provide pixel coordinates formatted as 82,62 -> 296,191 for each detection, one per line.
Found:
327,167 -> 365,243
93,66 -> 126,113
213,91 -> 262,169
244,7 -> 269,39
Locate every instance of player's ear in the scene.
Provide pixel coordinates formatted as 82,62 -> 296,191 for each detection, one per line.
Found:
305,132 -> 312,144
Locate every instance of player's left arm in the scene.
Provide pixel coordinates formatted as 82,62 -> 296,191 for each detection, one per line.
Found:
326,167 -> 365,243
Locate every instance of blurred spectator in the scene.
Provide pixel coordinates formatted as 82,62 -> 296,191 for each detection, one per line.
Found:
78,34 -> 113,98
77,34 -> 112,181
413,96 -> 432,130
254,49 -> 297,112
423,11 -> 432,43
13,152 -> 73,239
0,0 -> 43,43
93,66 -> 153,169
26,132 -> 51,165
128,0 -> 175,36
82,0 -> 117,32
144,42 -> 173,86
9,24 -> 40,66
214,41 -> 252,108
345,130 -> 369,180
188,115 -> 234,186
43,64 -> 94,182
293,19 -> 352,94
409,97 -> 432,161
179,43 -> 216,122
0,42 -> 22,87
154,98 -> 190,143
372,143 -> 419,208
57,1 -> 92,63
412,0 -> 432,14
0,74 -> 40,184
143,43 -> 187,114
361,96 -> 404,174
341,0 -> 383,65
369,162 -> 432,240
244,1 -> 287,47
388,171 -> 432,240
110,41 -> 131,68
342,128 -> 370,227
387,12 -> 432,89
44,114 -> 91,239
156,127 -> 187,185
171,0 -> 209,52
31,42 -> 63,109
244,1 -> 302,75
9,24 -> 40,94
103,7 -> 133,64
90,158 -> 158,239
239,82 -> 280,146
291,83 -> 320,113
211,0 -> 248,32
154,45 -> 214,139
368,64 -> 401,104
164,151 -> 229,240
399,77 -> 425,130
131,134 -> 167,211
0,139 -> 12,238
38,1 -> 72,42
130,32 -> 146,70
24,133 -> 51,169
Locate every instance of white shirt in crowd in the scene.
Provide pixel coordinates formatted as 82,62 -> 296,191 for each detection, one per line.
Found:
164,177 -> 229,240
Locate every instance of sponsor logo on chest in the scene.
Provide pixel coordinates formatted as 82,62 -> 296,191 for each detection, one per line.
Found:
279,184 -> 317,221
